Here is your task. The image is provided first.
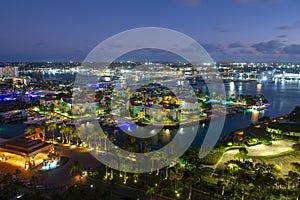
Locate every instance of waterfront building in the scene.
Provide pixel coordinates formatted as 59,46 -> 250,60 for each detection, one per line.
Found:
0,66 -> 18,78
0,135 -> 53,169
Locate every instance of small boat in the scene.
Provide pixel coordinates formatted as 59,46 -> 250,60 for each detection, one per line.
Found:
24,117 -> 42,125
251,103 -> 270,111
23,115 -> 48,125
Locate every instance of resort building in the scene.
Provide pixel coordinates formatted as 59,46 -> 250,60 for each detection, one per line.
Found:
0,66 -> 18,78
0,135 -> 54,169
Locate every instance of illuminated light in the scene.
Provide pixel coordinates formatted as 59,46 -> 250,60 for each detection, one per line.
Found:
257,83 -> 262,93
234,130 -> 244,136
262,76 -> 267,81
229,81 -> 235,91
155,183 -> 158,186
90,184 -> 93,188
176,193 -> 180,197
104,77 -> 111,81
41,159 -> 59,171
150,129 -> 156,135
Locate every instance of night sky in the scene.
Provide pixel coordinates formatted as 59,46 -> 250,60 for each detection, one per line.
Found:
1,0 -> 300,62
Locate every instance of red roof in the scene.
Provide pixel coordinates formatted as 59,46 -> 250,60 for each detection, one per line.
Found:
45,97 -> 57,101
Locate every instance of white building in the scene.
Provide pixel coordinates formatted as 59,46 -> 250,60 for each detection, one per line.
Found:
0,66 -> 18,78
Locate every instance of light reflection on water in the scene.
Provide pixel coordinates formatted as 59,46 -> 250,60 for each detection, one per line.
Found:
193,80 -> 300,147
1,78 -> 300,150
257,83 -> 262,93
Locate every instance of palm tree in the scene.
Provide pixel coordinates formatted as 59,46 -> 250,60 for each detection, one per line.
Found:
60,125 -> 73,144
92,129 -> 101,150
47,122 -> 56,142
169,168 -> 175,189
86,131 -> 93,148
174,164 -> 184,191
0,173 -> 21,200
59,124 -> 67,143
67,127 -> 74,144
217,168 -> 231,197
185,168 -> 201,200
185,172 -> 195,199
146,185 -> 156,200
72,129 -> 80,146
69,160 -> 82,184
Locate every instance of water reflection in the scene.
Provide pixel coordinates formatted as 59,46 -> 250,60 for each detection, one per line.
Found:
251,110 -> 259,124
161,129 -> 171,143
229,81 -> 235,96
250,109 -> 265,124
256,83 -> 262,93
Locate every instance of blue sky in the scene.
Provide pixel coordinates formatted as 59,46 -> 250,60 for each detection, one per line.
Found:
1,0 -> 300,62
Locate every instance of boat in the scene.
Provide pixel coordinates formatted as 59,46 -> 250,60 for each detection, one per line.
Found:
23,115 -> 48,125
24,117 -> 42,125
251,103 -> 270,111
0,110 -> 30,123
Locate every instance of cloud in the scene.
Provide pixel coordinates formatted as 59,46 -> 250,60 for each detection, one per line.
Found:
34,42 -> 46,46
277,35 -> 287,38
233,48 -> 254,55
176,42 -> 204,53
202,43 -> 224,53
276,25 -> 293,30
239,49 -> 254,54
283,44 -> 300,55
276,20 -> 300,30
228,43 -> 245,48
213,27 -> 230,33
251,40 -> 284,54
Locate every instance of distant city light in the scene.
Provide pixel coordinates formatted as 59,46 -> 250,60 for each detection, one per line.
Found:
262,76 -> 268,81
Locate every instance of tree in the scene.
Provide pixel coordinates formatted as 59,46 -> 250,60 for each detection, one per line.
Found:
146,185 -> 157,200
67,127 -> 74,144
0,173 -> 21,200
169,164 -> 184,191
239,147 -> 248,158
60,124 -> 67,143
47,122 -> 56,142
69,161 -> 82,184
184,168 -> 201,200
60,125 -> 73,144
25,126 -> 36,136
72,129 -> 80,146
